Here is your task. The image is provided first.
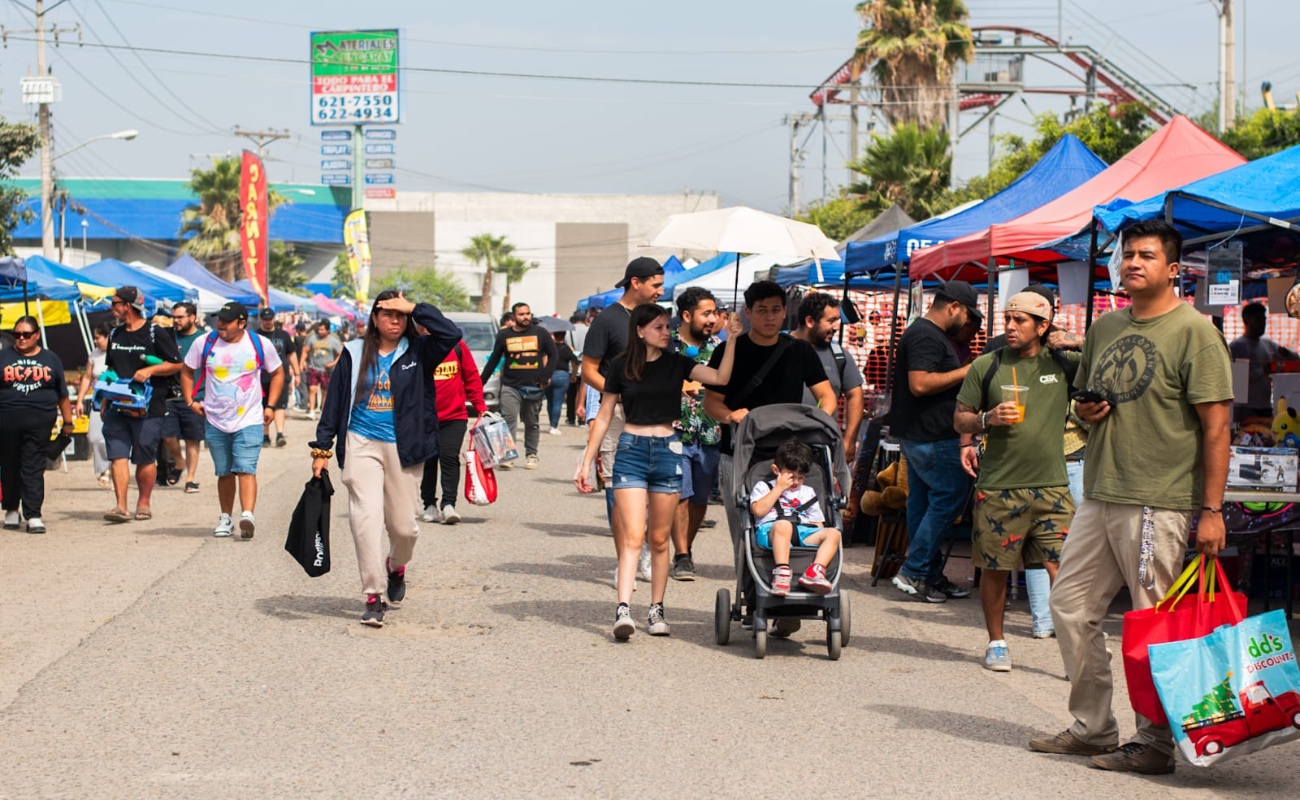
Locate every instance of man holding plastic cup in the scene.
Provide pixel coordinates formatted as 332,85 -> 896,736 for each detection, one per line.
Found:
954,290 -> 1079,673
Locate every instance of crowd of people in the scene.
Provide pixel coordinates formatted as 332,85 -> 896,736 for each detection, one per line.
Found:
0,222 -> 1248,775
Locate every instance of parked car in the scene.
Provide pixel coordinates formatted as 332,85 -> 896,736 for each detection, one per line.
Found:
446,312 -> 501,413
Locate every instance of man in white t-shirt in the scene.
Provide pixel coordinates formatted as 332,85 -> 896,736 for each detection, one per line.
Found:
179,302 -> 283,539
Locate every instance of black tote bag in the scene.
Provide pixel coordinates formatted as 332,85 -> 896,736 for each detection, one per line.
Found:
284,469 -> 334,577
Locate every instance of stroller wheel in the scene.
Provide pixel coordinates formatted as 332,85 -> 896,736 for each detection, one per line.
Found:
714,588 -> 731,646
841,591 -> 852,646
754,628 -> 767,659
827,629 -> 842,661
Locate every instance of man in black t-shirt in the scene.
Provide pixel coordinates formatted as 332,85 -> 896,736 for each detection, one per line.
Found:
102,286 -> 183,523
703,281 -> 835,583
480,302 -> 558,468
257,308 -> 295,447
887,280 -> 982,604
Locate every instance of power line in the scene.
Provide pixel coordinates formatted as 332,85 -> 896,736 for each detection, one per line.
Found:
48,46 -> 211,137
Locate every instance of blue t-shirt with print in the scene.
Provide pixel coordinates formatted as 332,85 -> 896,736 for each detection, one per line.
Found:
349,350 -> 397,443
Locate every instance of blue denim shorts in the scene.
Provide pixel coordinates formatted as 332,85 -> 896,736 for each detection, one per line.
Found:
678,439 -> 721,506
205,422 -> 263,477
611,433 -> 683,494
755,521 -> 822,550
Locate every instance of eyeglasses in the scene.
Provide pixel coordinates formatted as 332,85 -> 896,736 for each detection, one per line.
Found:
110,299 -> 127,307
13,330 -> 38,339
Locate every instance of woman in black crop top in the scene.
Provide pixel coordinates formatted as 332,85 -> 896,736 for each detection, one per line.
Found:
575,303 -> 740,640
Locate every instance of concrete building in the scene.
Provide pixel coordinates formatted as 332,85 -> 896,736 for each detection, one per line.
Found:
360,191 -> 719,317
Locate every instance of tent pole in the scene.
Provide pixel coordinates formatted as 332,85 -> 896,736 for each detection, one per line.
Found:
35,297 -> 48,348
1086,218 -> 1099,331
840,265 -> 851,347
732,252 -> 741,312
882,267 -> 903,402
986,258 -> 995,338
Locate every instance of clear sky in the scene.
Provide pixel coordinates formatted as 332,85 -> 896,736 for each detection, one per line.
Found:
1,0 -> 1295,213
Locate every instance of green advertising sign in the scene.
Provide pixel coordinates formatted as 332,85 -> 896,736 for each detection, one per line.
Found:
310,29 -> 400,125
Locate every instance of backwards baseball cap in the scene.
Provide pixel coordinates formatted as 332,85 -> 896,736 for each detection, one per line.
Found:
114,286 -> 145,315
938,279 -> 983,322
615,256 -> 664,289
1006,287 -> 1056,321
258,307 -> 277,320
216,301 -> 249,323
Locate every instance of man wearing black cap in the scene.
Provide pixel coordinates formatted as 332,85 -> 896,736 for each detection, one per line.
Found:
480,302 -> 558,469
102,286 -> 183,523
580,256 -> 665,581
888,280 -> 982,603
256,308 -> 296,447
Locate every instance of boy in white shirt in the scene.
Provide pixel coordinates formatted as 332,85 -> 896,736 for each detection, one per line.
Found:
749,438 -> 840,595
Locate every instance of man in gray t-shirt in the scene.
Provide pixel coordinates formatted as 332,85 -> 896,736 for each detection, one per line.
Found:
793,292 -> 865,462
304,320 -> 343,419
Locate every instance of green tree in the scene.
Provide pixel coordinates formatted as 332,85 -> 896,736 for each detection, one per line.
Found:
178,156 -> 286,282
267,241 -> 307,293
331,251 -> 356,299
374,266 -> 474,312
797,195 -> 876,242
0,116 -> 38,256
1219,107 -> 1300,160
461,233 -> 515,313
849,122 -> 952,219
855,0 -> 974,128
494,255 -> 537,314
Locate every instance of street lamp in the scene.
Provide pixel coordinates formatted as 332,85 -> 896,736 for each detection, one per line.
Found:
43,129 -> 138,258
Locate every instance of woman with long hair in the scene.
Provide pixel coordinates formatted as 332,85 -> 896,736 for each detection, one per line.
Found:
311,291 -> 462,627
575,303 -> 741,639
0,316 -> 75,533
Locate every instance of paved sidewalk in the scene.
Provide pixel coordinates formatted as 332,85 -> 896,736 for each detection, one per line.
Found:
1,417 -> 1295,798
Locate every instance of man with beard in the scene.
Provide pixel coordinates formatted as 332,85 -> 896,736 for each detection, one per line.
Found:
163,302 -> 208,492
668,287 -> 722,581
888,281 -> 983,604
792,292 -> 865,463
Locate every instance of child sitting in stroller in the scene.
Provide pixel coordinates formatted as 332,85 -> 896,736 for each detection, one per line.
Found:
749,438 -> 840,596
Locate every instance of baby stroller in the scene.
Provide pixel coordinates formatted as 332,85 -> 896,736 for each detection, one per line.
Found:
714,404 -> 852,660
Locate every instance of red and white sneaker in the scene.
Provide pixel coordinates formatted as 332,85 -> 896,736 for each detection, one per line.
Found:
798,563 -> 833,595
771,566 -> 792,597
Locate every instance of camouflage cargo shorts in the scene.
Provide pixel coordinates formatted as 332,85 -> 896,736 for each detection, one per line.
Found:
972,485 -> 1074,571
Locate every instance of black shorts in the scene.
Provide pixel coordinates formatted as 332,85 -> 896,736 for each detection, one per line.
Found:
163,399 -> 205,441
261,378 -> 288,410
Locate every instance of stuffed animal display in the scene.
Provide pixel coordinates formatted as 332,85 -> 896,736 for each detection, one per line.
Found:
859,456 -> 908,516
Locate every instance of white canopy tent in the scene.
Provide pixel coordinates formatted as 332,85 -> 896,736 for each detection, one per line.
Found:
131,262 -> 230,313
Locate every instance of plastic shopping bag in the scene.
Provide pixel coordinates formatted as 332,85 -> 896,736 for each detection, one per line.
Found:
1122,555 -> 1248,725
1150,601 -> 1300,766
464,449 -> 497,506
470,412 -> 518,468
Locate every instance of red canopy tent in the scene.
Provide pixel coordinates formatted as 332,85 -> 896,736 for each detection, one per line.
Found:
909,116 -> 1246,282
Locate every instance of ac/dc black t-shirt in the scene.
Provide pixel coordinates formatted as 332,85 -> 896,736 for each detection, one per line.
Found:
705,334 -> 829,455
0,348 -> 67,414
604,351 -> 697,426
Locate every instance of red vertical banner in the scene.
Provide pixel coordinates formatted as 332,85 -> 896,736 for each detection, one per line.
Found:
240,150 -> 270,307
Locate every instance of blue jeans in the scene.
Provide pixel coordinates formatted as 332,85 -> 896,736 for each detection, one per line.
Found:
899,438 -> 970,583
545,371 -> 570,429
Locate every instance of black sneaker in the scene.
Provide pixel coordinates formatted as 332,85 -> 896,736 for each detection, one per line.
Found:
931,576 -> 972,599
387,560 -> 406,606
613,603 -> 635,640
361,596 -> 388,628
669,554 -> 696,581
891,573 -> 947,603
275,433 -> 286,448
262,435 -> 271,448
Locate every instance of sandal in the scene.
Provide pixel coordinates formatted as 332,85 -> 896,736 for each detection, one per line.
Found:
104,509 -> 132,524
134,509 -> 153,520
97,472 -> 111,488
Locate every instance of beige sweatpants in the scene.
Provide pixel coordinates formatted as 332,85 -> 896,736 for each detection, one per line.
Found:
341,431 -> 424,597
1050,498 -> 1191,756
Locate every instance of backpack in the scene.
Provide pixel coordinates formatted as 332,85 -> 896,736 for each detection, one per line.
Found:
828,340 -> 848,389
976,347 -> 1078,414
191,330 -> 269,398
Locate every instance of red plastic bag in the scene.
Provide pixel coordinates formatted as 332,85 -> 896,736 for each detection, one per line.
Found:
464,449 -> 497,506
1122,556 -> 1247,725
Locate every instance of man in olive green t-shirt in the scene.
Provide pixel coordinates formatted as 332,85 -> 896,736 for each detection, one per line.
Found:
955,290 -> 1080,674
1028,220 -> 1232,776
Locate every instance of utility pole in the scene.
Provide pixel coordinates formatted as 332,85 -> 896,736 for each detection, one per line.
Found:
784,114 -> 810,216
1218,0 -> 1236,132
233,127 -> 291,160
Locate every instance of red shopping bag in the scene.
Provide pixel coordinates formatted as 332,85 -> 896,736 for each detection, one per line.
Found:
464,449 -> 497,506
1122,556 -> 1247,725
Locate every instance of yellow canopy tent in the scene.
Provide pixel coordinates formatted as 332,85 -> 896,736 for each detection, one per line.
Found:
1,298 -> 72,327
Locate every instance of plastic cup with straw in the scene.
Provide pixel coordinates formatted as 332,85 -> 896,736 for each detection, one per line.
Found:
1001,366 -> 1027,424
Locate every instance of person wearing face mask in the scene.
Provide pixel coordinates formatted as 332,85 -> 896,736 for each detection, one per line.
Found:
0,317 -> 75,534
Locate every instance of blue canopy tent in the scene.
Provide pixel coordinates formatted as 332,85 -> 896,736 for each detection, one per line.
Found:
78,258 -> 196,310
577,255 -> 686,312
166,254 -> 262,307
234,281 -> 316,314
0,256 -> 81,302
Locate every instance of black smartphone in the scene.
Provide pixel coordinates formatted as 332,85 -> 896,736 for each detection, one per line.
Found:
1070,388 -> 1110,405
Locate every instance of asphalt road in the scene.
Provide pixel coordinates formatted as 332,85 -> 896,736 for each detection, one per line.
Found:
1,416 -> 1296,799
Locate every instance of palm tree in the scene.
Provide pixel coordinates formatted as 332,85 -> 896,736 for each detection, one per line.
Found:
461,233 -> 515,314
856,0 -> 974,129
495,255 -> 537,315
848,121 -> 952,218
178,156 -> 287,282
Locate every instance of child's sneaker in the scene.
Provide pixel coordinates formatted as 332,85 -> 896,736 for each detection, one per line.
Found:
771,565 -> 792,596
647,603 -> 670,636
798,563 -> 833,595
613,603 -> 635,640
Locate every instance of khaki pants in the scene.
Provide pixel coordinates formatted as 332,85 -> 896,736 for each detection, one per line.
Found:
341,432 -> 423,597
1050,498 -> 1191,755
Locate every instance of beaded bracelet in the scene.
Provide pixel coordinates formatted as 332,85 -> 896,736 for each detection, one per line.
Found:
310,448 -> 333,459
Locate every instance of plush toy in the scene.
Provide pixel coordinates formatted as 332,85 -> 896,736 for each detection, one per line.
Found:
1272,398 -> 1300,450
860,457 -> 908,516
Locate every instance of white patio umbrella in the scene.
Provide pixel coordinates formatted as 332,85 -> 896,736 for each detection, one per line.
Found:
644,206 -> 839,299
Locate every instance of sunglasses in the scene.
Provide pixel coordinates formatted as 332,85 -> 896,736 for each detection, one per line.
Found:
13,330 -> 38,339
111,299 -> 128,307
